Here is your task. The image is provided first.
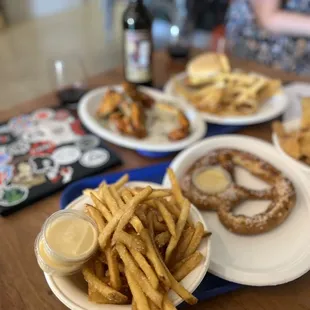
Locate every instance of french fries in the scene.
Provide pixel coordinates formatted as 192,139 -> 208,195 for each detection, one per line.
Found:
116,243 -> 163,307
112,186 -> 152,245
183,222 -> 205,258
155,201 -> 176,237
115,231 -> 146,254
165,199 -> 191,263
174,226 -> 195,262
113,174 -> 129,189
90,192 -> 112,222
88,284 -> 111,304
85,204 -> 106,232
173,251 -> 204,281
99,187 -> 152,250
81,170 -> 209,308
82,267 -> 128,304
273,98 -> 310,166
94,258 -> 105,279
106,245 -> 122,291
129,247 -> 159,289
167,168 -> 184,206
155,231 -> 171,248
140,228 -> 171,288
175,54 -> 282,116
125,268 -> 150,310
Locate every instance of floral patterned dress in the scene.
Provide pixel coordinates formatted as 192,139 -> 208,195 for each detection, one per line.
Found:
226,0 -> 310,74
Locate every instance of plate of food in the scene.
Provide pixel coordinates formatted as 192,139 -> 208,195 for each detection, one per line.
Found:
38,172 -> 211,310
164,52 -> 288,125
78,83 -> 206,153
272,97 -> 310,174
162,135 -> 310,286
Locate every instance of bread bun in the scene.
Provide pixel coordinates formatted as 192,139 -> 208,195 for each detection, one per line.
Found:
187,53 -> 230,86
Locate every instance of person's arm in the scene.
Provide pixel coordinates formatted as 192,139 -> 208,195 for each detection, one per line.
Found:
250,0 -> 310,37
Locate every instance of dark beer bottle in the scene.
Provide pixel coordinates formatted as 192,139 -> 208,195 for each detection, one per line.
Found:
123,0 -> 153,86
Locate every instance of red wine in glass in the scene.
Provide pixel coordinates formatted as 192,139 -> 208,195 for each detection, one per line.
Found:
50,57 -> 88,106
57,87 -> 88,105
168,44 -> 190,59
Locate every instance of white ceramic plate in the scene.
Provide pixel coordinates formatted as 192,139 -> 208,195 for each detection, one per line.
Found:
162,135 -> 310,286
78,86 -> 206,152
44,181 -> 211,310
164,72 -> 289,125
272,119 -> 310,175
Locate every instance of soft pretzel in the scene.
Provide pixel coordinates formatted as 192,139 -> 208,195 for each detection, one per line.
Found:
181,149 -> 296,235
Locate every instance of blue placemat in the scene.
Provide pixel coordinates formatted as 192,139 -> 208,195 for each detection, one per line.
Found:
206,123 -> 244,137
60,161 -> 241,302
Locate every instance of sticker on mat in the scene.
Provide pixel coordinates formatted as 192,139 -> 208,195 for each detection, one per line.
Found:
13,162 -> 46,188
54,109 -> 71,121
79,148 -> 110,168
8,115 -> 33,135
29,156 -> 56,174
60,167 -> 73,184
23,121 -> 78,145
0,153 -> 11,165
0,125 -> 10,134
22,128 -> 46,143
32,109 -> 55,121
0,185 -> 29,207
75,135 -> 100,151
30,141 -> 56,157
46,166 -> 73,184
52,146 -> 81,165
70,119 -> 86,136
0,166 -> 14,186
7,140 -> 30,156
0,132 -> 15,146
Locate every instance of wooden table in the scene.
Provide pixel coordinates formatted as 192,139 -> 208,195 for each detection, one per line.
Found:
1,52 -> 310,310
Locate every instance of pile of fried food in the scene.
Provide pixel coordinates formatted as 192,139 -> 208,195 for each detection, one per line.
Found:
273,97 -> 310,166
82,169 -> 210,309
97,82 -> 191,141
174,53 -> 282,116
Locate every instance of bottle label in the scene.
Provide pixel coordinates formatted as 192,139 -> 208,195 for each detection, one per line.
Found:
124,30 -> 152,83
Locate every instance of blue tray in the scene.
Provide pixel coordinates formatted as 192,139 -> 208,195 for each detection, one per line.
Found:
206,123 -> 244,137
60,161 -> 241,302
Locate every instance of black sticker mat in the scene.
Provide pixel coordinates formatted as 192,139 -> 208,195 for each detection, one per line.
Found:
0,108 -> 121,216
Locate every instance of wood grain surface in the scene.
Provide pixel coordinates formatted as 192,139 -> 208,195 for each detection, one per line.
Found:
1,51 -> 310,310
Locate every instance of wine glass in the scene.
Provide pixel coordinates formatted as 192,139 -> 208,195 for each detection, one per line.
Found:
49,56 -> 89,106
167,0 -> 194,59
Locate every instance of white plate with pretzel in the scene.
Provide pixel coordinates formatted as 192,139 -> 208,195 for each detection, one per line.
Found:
78,83 -> 206,153
164,53 -> 289,125
44,177 -> 211,310
163,135 -> 310,286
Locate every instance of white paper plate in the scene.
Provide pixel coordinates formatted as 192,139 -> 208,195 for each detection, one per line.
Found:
44,181 -> 211,310
272,119 -> 310,175
78,86 -> 206,152
164,72 -> 289,125
162,135 -> 310,286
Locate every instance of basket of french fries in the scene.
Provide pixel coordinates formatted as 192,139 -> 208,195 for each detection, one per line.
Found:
272,97 -> 310,173
39,169 -> 211,310
164,53 -> 288,125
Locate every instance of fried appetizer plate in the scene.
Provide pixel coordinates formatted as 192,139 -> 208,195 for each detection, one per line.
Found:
272,119 -> 310,174
163,135 -> 310,286
164,72 -> 289,125
44,181 -> 211,310
78,86 -> 206,153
